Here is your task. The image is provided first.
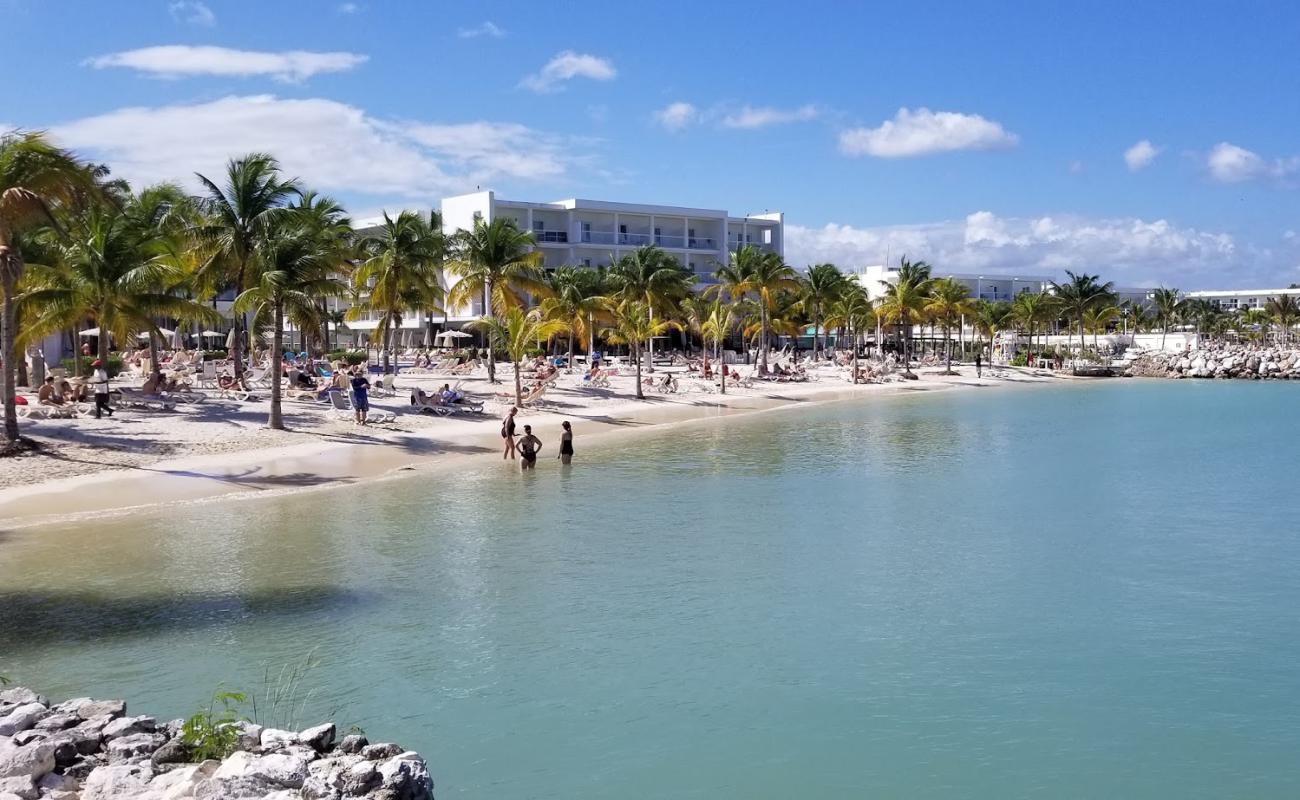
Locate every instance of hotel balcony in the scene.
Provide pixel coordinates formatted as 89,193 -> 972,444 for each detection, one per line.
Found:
575,230 -> 719,250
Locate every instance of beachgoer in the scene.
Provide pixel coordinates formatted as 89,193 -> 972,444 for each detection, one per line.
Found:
501,406 -> 518,459
558,421 -> 574,465
90,359 -> 112,418
37,376 -> 64,407
975,351 -> 983,378
349,368 -> 371,424
518,424 -> 542,470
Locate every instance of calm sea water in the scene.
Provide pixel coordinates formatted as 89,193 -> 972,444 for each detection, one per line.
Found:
3,380 -> 1299,798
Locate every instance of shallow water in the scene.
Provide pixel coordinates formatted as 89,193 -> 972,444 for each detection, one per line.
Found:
3,380 -> 1299,798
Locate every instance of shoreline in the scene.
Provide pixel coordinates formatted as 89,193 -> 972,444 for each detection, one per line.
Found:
0,366 -> 1067,528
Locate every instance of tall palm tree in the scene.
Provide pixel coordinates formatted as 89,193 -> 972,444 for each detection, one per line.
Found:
923,277 -> 973,374
607,246 -> 694,371
1241,307 -> 1272,343
467,307 -> 567,407
1180,298 -> 1216,342
1051,270 -> 1115,356
195,153 -> 300,379
602,299 -> 681,400
972,300 -> 1014,362
0,131 -> 91,448
798,262 -> 845,361
21,184 -> 218,381
1011,291 -> 1056,357
446,217 -> 546,383
709,245 -> 798,373
1265,294 -> 1299,345
1084,303 -> 1121,349
876,258 -> 933,374
539,265 -> 607,370
1151,287 -> 1183,351
699,298 -> 737,393
823,283 -> 875,383
352,210 -> 443,375
232,219 -> 345,429
292,191 -> 355,354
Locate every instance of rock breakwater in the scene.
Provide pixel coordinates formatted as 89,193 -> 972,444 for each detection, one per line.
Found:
1126,344 -> 1300,379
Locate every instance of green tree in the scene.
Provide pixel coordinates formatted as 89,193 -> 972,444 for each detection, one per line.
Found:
1084,303 -> 1121,349
352,210 -> 443,375
875,257 -> 933,374
709,245 -> 798,373
1011,291 -> 1056,357
446,218 -> 546,383
923,277 -> 973,374
1241,307 -> 1272,343
468,307 -> 568,406
539,265 -> 607,369
195,153 -> 301,379
1051,270 -> 1116,357
823,283 -> 875,383
972,300 -> 1014,362
0,131 -> 92,448
798,262 -> 846,361
1151,287 -> 1183,351
601,299 -> 681,400
1265,294 -> 1299,345
607,246 -> 694,371
698,298 -> 738,393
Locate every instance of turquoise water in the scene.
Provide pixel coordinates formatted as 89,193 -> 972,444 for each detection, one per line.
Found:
3,381 -> 1299,797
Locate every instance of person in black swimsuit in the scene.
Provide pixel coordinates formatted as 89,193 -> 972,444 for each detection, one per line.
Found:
501,406 -> 518,459
558,420 -> 574,465
518,424 -> 542,470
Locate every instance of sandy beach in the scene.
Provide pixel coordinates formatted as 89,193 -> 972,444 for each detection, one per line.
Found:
0,362 -> 1064,527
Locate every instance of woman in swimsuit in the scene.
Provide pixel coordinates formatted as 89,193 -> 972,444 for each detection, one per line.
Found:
518,424 -> 542,470
501,406 -> 519,459
558,420 -> 574,465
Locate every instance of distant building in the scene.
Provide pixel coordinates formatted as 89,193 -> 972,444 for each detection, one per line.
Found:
852,264 -> 1152,307
1185,287 -> 1300,311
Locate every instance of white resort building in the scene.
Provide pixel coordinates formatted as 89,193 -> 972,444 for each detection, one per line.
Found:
1185,286 -> 1300,311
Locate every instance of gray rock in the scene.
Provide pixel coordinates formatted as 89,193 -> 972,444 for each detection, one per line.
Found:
233,720 -> 263,751
74,715 -> 114,737
0,741 -> 55,781
74,700 -> 126,721
250,753 -> 309,788
50,698 -> 92,716
0,705 -> 48,737
148,736 -> 189,768
143,760 -> 218,796
259,727 -> 300,750
337,733 -> 368,754
361,742 -> 403,761
35,772 -> 79,793
342,759 -> 381,795
101,715 -> 155,741
8,733 -> 42,748
0,777 -> 35,800
79,763 -> 153,800
377,752 -> 433,800
32,714 -> 78,733
105,732 -> 167,763
0,691 -> 43,710
47,727 -> 102,762
60,754 -> 103,782
299,722 -> 336,753
193,774 -> 280,799
302,754 -> 364,799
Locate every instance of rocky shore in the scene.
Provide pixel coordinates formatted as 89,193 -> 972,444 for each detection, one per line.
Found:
1126,344 -> 1300,379
0,687 -> 434,800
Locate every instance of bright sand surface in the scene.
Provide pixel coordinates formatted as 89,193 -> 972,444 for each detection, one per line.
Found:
0,362 -> 1064,526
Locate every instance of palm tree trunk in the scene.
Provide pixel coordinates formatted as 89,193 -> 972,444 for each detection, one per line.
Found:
646,306 -> 655,374
1078,318 -> 1086,358
148,333 -> 161,386
514,358 -> 522,407
484,280 -> 497,383
382,321 -> 392,375
944,323 -> 953,373
634,342 -> 644,399
760,306 -> 769,372
567,334 -> 574,373
268,302 -> 285,429
852,324 -> 860,383
1,264 -> 20,446
231,270 -> 246,380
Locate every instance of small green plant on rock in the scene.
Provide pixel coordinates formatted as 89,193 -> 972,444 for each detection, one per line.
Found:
180,690 -> 248,760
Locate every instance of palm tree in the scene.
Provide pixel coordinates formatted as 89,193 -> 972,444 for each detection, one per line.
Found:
195,153 -> 300,379
0,131 -> 91,448
602,299 -> 681,400
972,300 -> 1014,362
607,246 -> 694,371
1011,291 -> 1055,358
823,283 -> 875,383
1180,298 -> 1216,342
293,191 -> 356,354
1084,304 -> 1121,349
21,185 -> 218,384
698,298 -> 737,393
1266,294 -> 1299,345
923,277 -> 973,374
1151,287 -> 1183,351
708,245 -> 798,373
1051,270 -> 1115,357
446,217 -> 546,383
232,219 -> 345,429
467,307 -> 567,407
798,263 -> 845,361
539,265 -> 607,369
1241,307 -> 1272,343
352,210 -> 443,375
876,258 -> 933,374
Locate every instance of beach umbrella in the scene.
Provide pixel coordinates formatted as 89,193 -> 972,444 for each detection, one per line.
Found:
171,329 -> 185,349
437,330 -> 472,342
137,328 -> 175,340
225,328 -> 236,349
79,327 -> 102,337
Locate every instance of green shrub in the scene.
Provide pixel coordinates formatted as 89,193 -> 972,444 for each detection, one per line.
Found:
180,690 -> 248,761
325,350 -> 368,366
62,355 -> 124,378
202,349 -> 228,361
1010,353 -> 1028,366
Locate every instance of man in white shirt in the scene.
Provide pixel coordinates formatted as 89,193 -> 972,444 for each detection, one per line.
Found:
91,359 -> 113,418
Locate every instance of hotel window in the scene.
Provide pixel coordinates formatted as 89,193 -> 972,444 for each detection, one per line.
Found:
763,229 -> 772,244
582,258 -> 591,268
581,221 -> 592,242
533,220 -> 544,232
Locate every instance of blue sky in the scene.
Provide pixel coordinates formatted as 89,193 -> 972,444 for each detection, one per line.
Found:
4,0 -> 1298,287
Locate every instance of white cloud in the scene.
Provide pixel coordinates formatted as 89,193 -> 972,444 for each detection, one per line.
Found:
86,45 -> 368,83
1124,139 -> 1160,171
50,95 -> 582,201
168,1 -> 214,26
838,107 -> 1018,158
1205,142 -> 1300,184
519,51 -> 615,93
337,3 -> 360,13
458,21 -> 505,38
784,211 -> 1278,286
654,102 -> 698,132
720,104 -> 818,129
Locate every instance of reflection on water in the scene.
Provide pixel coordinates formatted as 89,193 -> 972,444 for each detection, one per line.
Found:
2,382 -> 1300,799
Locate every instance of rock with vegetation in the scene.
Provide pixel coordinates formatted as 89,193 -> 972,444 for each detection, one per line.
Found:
0,688 -> 434,800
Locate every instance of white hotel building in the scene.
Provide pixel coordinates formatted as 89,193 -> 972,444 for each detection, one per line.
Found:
854,264 -> 1153,307
1185,286 -> 1300,311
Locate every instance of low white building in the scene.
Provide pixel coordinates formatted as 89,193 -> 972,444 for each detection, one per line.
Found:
853,264 -> 1053,303
1185,287 -> 1300,311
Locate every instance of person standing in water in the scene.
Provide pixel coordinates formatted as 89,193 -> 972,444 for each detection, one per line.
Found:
558,420 -> 574,465
518,424 -> 542,470
501,406 -> 518,459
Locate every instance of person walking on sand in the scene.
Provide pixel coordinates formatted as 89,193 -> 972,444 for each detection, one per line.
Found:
558,420 -> 574,465
501,406 -> 519,459
974,351 -> 982,378
518,424 -> 542,470
90,359 -> 113,418
349,368 -> 371,425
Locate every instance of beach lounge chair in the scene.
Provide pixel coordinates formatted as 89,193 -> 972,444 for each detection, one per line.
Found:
112,388 -> 177,411
409,389 -> 454,416
329,390 -> 394,424
371,374 -> 397,398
